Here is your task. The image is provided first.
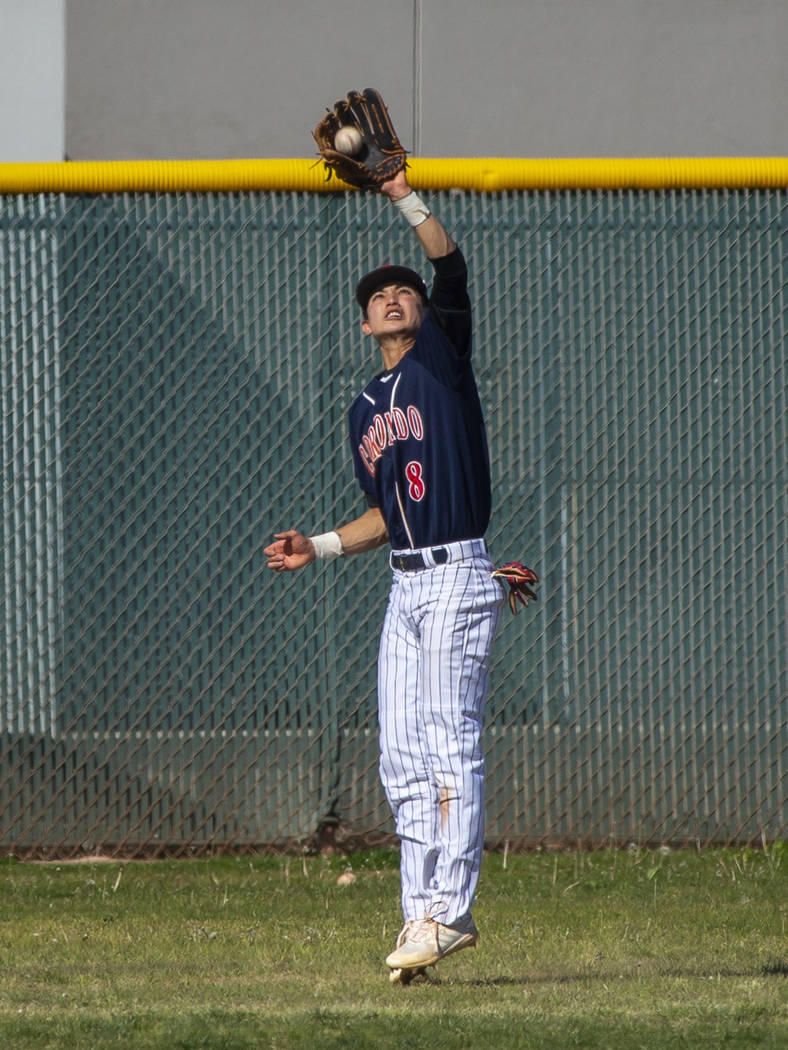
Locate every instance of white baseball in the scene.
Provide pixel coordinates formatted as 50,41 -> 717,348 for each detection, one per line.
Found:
335,125 -> 363,155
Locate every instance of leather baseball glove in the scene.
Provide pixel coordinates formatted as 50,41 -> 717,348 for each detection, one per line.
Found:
491,562 -> 540,615
313,88 -> 407,189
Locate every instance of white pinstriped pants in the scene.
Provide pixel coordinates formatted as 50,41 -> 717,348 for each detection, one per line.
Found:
377,540 -> 504,926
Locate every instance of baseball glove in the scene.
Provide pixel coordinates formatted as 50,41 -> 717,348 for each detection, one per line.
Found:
313,88 -> 407,189
491,562 -> 540,615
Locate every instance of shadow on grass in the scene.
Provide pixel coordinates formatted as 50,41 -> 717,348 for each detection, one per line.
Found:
454,959 -> 788,988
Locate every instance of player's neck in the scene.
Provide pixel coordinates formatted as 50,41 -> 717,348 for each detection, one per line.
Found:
378,334 -> 416,371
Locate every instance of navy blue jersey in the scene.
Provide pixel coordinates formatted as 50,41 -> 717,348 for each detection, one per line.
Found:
348,247 -> 492,550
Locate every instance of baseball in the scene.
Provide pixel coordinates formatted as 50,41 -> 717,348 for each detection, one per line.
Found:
335,125 -> 363,156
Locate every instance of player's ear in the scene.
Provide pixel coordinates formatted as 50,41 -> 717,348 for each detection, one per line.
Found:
361,317 -> 372,336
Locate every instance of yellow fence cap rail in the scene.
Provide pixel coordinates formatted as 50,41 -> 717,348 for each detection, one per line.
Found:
1,156 -> 788,194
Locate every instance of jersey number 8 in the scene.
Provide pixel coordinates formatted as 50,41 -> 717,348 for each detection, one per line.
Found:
405,461 -> 426,501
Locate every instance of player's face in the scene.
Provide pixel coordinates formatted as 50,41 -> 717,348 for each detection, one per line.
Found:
362,283 -> 426,342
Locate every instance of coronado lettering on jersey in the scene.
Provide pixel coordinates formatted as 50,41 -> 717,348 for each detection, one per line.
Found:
358,405 -> 424,476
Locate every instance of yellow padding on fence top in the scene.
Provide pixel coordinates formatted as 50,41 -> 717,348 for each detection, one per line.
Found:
1,156 -> 788,193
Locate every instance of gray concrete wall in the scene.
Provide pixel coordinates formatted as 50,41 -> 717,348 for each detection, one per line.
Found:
0,0 -> 64,161
44,0 -> 788,160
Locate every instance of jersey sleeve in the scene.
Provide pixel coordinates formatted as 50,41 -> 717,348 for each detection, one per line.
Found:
427,247 -> 472,360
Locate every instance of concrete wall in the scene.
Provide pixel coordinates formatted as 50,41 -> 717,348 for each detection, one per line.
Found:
1,1 -> 787,161
64,0 -> 788,161
0,0 -> 64,161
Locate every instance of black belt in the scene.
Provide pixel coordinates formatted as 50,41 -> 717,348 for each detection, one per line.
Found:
390,547 -> 448,572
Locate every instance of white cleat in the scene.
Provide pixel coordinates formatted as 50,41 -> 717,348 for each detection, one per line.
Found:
386,915 -> 478,974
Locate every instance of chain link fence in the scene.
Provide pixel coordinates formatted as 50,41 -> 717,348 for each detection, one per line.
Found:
1,189 -> 785,856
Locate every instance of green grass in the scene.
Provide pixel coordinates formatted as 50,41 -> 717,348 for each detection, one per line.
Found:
0,845 -> 785,1049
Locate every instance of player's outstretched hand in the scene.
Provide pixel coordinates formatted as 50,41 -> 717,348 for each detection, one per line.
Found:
264,530 -> 316,572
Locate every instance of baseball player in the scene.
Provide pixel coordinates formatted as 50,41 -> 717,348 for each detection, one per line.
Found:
266,90 -> 536,982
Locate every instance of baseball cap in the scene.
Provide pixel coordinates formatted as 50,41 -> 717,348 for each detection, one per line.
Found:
355,264 -> 428,311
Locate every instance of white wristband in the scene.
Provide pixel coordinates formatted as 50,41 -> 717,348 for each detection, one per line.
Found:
310,531 -> 343,560
392,191 -> 431,228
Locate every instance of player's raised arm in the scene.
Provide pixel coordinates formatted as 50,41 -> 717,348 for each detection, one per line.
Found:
313,88 -> 455,261
379,169 -> 456,260
264,507 -> 388,572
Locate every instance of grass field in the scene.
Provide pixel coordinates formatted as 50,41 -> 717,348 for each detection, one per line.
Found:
0,845 -> 785,1049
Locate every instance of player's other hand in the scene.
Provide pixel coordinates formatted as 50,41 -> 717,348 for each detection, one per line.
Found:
264,530 -> 316,572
